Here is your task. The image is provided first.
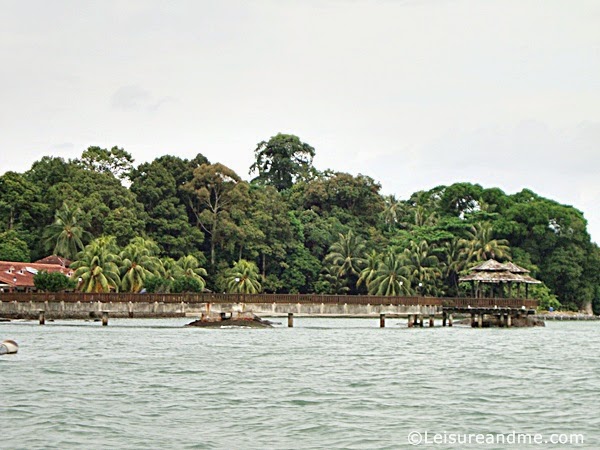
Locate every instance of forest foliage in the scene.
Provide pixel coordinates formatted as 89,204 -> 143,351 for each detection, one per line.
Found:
1,134 -> 598,313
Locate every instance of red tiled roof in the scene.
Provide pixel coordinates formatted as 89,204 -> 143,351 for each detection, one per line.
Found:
0,261 -> 74,288
34,255 -> 71,267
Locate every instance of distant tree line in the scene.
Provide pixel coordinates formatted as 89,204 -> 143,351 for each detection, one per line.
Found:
1,135 -> 599,313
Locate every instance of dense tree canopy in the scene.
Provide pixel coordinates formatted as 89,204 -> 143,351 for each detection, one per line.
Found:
1,139 -> 598,313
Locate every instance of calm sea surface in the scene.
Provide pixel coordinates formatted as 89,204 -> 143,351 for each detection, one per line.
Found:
1,318 -> 599,449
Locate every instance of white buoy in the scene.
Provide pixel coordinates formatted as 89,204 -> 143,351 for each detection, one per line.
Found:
0,339 -> 18,355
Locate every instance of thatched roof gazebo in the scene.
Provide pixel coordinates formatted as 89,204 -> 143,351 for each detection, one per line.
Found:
459,259 -> 541,298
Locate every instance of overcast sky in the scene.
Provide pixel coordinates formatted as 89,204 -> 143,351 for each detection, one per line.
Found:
1,0 -> 599,243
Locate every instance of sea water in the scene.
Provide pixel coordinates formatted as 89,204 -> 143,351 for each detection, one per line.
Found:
1,318 -> 599,449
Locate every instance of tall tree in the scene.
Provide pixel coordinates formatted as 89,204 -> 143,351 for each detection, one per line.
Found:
78,146 -> 134,182
250,133 -> 316,191
0,230 -> 30,262
181,163 -> 245,267
130,159 -> 204,259
44,202 -> 89,259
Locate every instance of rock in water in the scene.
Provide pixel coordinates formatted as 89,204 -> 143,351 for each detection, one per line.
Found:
186,311 -> 274,328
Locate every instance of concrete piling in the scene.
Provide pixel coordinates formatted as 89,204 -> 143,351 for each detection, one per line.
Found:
102,310 -> 109,326
442,311 -> 447,327
380,313 -> 385,328
39,310 -> 45,325
448,314 -> 453,327
288,312 -> 294,328
429,315 -> 434,327
408,314 -> 414,328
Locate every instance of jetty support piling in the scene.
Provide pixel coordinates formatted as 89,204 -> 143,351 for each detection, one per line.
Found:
448,314 -> 453,327
507,314 -> 512,328
288,312 -> 294,328
442,311 -> 447,327
39,310 -> 45,325
102,310 -> 109,326
419,314 -> 424,328
429,315 -> 434,327
408,314 -> 414,328
379,313 -> 385,328
478,314 -> 483,328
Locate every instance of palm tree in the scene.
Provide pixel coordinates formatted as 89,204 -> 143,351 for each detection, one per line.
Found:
71,236 -> 120,293
381,195 -> 400,231
325,230 -> 366,279
44,202 -> 90,259
369,249 -> 410,296
119,237 -> 162,292
177,255 -> 208,288
465,222 -> 510,262
402,240 -> 442,296
161,257 -> 182,280
443,238 -> 470,296
226,259 -> 261,294
357,250 -> 380,292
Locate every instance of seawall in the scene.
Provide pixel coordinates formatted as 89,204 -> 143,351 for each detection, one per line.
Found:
0,299 -> 439,319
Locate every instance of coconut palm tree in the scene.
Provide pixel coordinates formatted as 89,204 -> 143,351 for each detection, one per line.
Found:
443,238 -> 470,296
325,230 -> 366,279
160,257 -> 182,280
44,202 -> 90,259
357,250 -> 380,292
369,249 -> 410,296
177,255 -> 208,288
381,195 -> 401,231
464,222 -> 511,262
226,259 -> 261,294
402,240 -> 442,296
119,237 -> 162,292
71,236 -> 120,293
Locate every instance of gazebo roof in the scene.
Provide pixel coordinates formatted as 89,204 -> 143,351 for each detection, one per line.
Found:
460,259 -> 541,284
501,261 -> 530,273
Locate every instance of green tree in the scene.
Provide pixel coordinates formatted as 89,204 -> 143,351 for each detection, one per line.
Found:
182,163 -> 245,267
119,237 -> 162,292
44,202 -> 89,260
465,222 -> 510,262
324,230 -> 366,283
225,259 -> 262,294
402,240 -> 442,295
33,270 -> 75,292
250,133 -> 316,191
176,255 -> 208,290
130,158 -> 204,259
0,229 -> 30,262
369,250 -> 410,296
78,146 -> 134,182
357,250 -> 380,292
71,236 -> 121,293
172,276 -> 204,293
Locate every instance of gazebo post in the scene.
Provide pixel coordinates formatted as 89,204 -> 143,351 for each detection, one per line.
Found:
525,283 -> 529,299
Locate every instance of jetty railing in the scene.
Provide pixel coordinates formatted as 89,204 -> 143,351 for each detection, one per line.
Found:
0,292 -> 538,308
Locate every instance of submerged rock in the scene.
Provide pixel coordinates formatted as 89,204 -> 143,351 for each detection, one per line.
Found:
186,311 -> 275,328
